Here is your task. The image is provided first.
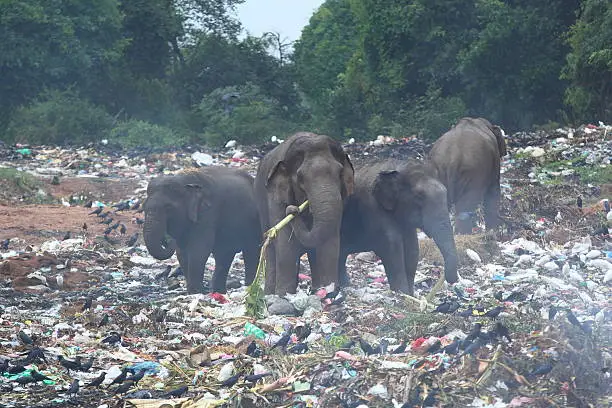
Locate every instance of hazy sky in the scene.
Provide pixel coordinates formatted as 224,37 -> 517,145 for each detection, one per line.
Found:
234,0 -> 325,44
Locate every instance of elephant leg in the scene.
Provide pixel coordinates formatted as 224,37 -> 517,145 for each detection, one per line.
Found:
242,245 -> 259,288
185,241 -> 212,294
403,228 -> 419,297
377,233 -> 410,293
312,236 -> 340,290
274,229 -> 300,296
210,249 -> 235,293
483,182 -> 501,230
454,195 -> 480,235
264,243 -> 277,295
176,247 -> 188,272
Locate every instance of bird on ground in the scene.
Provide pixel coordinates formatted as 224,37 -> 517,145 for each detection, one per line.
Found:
62,231 -> 71,241
66,379 -> 79,397
86,372 -> 106,387
244,373 -> 272,383
527,361 -> 554,377
107,368 -> 129,388
98,314 -> 110,327
89,207 -> 103,216
80,357 -> 94,372
113,379 -> 135,394
271,333 -> 291,350
58,356 -> 81,372
18,330 -> 34,345
82,296 -> 93,311
0,238 -> 10,250
126,233 -> 139,247
101,217 -> 113,225
101,332 -> 121,346
119,224 -> 127,235
127,369 -> 146,384
161,385 -> 188,398
434,300 -> 461,314
484,306 -> 504,318
441,339 -> 460,355
220,373 -> 242,387
30,370 -> 51,382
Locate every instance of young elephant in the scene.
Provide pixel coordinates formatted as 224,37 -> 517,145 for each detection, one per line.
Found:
254,132 -> 354,296
339,159 -> 458,295
143,167 -> 262,294
428,117 -> 507,234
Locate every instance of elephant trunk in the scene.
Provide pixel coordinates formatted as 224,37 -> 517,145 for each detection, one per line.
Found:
290,183 -> 342,248
143,211 -> 176,260
424,216 -> 459,284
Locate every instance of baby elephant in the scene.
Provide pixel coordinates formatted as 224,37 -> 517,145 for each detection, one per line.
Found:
339,159 -> 458,295
429,117 -> 507,234
143,166 -> 262,294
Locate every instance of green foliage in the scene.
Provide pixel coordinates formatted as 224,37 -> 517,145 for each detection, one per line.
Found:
194,83 -> 295,146
562,0 -> 612,123
110,120 -> 186,148
6,89 -> 114,145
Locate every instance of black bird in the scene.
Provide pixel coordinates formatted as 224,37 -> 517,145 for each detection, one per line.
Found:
549,306 -> 559,320
339,340 -> 355,351
373,339 -> 389,355
392,340 -> 407,354
66,379 -> 79,396
465,323 -> 482,342
0,359 -> 9,374
110,222 -> 120,230
288,343 -> 309,354
271,333 -> 291,350
82,296 -> 93,311
162,385 -> 188,398
295,325 -> 312,342
441,339 -> 460,355
460,338 -> 483,357
358,338 -> 375,356
484,306 -> 504,318
98,211 -> 110,219
426,340 -> 442,354
220,373 -> 242,387
84,201 -> 93,208
135,218 -> 145,225
119,224 -> 127,235
577,196 -> 583,209
89,207 -> 103,216
528,361 -> 554,377
101,332 -> 121,345
98,314 -> 110,327
566,310 -> 585,332
14,375 -> 36,385
86,372 -> 106,387
8,364 -> 26,374
101,217 -> 113,225
244,373 -> 272,383
494,322 -> 512,342
434,300 -> 461,314
58,356 -> 81,372
80,357 -> 94,372
113,201 -> 131,211
246,340 -> 262,357
62,231 -> 71,241
23,347 -> 47,364
504,291 -> 527,302
18,330 -> 34,345
0,238 -> 9,250
82,223 -> 88,231
30,370 -> 51,382
131,202 -> 141,211
107,368 -> 129,388
126,233 -> 139,247
127,369 -> 146,384
113,379 -> 135,394
457,307 -> 474,317
104,226 -> 113,235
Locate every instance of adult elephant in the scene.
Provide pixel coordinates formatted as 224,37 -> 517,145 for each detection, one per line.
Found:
339,159 -> 458,295
254,132 -> 355,296
428,117 -> 507,234
143,167 -> 261,294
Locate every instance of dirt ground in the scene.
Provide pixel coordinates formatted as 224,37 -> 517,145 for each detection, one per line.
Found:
0,177 -> 142,247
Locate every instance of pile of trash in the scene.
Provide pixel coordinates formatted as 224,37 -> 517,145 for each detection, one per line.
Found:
0,123 -> 611,408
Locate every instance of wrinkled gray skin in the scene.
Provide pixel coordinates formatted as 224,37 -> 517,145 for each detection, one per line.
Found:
143,167 -> 262,294
339,159 -> 459,295
254,132 -> 355,296
429,117 -> 507,234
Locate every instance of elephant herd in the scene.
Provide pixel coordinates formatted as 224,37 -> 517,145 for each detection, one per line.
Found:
142,117 -> 507,297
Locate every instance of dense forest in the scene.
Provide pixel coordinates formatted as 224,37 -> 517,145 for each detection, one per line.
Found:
1,0 -> 610,148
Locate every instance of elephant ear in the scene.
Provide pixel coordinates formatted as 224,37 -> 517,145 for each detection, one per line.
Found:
341,153 -> 355,197
374,170 -> 400,211
185,183 -> 212,223
491,125 -> 507,157
265,160 -> 291,204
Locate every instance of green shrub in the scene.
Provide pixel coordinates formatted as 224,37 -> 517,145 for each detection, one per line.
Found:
193,83 -> 295,146
6,89 -> 114,145
110,120 -> 186,148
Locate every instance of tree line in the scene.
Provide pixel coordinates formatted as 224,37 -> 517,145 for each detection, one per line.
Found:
0,0 -> 610,148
